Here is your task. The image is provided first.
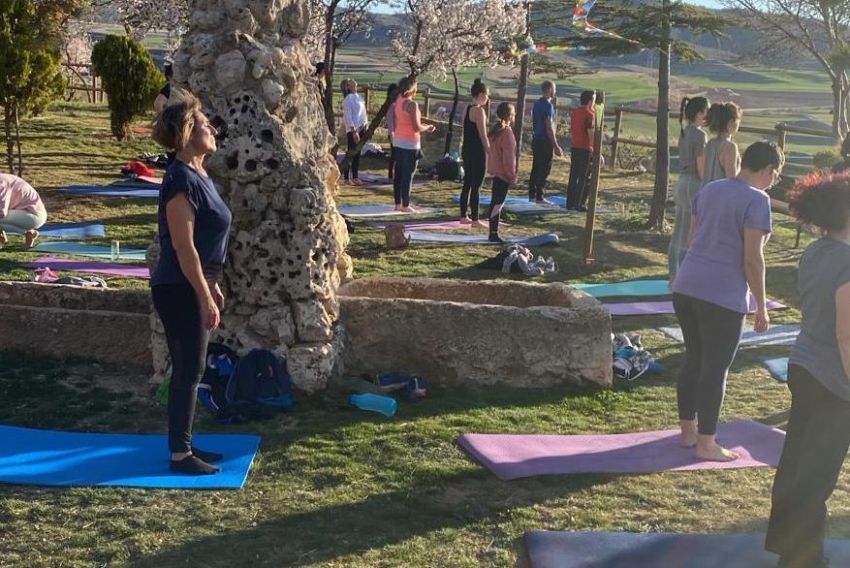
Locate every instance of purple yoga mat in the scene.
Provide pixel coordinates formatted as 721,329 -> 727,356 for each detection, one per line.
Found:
606,299 -> 786,316
457,420 -> 785,480
365,219 -> 509,230
25,257 -> 150,279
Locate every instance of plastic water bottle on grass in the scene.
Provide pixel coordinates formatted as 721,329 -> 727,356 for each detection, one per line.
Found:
350,393 -> 397,417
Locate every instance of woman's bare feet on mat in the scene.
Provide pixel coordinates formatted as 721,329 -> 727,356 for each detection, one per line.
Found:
472,219 -> 486,228
459,216 -> 473,225
400,206 -> 416,213
695,435 -> 739,462
24,229 -> 38,249
394,204 -> 403,211
679,420 -> 698,448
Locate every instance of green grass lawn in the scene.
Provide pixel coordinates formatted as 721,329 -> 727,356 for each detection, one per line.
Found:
1,101 -> 847,567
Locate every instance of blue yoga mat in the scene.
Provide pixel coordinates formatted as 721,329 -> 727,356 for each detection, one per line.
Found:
0,425 -> 260,489
525,531 -> 850,568
761,356 -> 789,383
60,185 -> 159,198
405,230 -> 559,246
573,280 -> 671,298
33,241 -> 147,261
8,222 -> 106,238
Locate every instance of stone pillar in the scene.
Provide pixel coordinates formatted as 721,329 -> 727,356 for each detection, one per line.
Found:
151,0 -> 351,393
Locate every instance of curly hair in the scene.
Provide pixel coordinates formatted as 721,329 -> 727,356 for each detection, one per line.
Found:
788,171 -> 850,231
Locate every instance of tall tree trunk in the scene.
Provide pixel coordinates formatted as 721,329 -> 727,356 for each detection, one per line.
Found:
832,77 -> 843,142
3,105 -> 13,174
444,68 -> 460,156
322,9 -> 337,135
647,0 -> 671,231
513,2 -> 532,164
340,73 -> 418,174
13,105 -> 22,176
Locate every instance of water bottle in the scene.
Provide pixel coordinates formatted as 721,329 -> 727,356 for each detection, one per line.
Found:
349,392 -> 397,417
110,240 -> 120,261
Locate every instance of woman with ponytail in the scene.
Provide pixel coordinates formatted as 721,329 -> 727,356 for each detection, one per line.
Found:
702,102 -> 742,187
668,96 -> 709,278
486,103 -> 517,243
459,79 -> 490,225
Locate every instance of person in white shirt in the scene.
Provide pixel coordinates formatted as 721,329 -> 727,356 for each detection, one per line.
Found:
342,78 -> 368,185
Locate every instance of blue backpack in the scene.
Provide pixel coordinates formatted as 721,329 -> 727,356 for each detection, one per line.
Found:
198,345 -> 294,423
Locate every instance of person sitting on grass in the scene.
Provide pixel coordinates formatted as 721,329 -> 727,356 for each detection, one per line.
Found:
0,173 -> 47,249
151,90 -> 232,475
766,171 -> 850,568
486,102 -> 517,243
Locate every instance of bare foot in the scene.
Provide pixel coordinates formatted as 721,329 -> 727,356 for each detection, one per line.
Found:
24,229 -> 39,249
400,206 -> 416,213
0,230 -> 7,244
351,178 -> 363,186
679,420 -> 698,448
394,204 -> 403,211
459,216 -> 473,225
472,219 -> 486,228
695,437 -> 739,462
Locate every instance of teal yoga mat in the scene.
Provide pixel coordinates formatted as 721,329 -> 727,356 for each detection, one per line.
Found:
60,185 -> 159,198
0,425 -> 260,489
573,280 -> 671,298
33,241 -> 147,261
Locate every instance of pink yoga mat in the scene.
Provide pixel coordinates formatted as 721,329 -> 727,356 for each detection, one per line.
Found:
25,257 -> 150,279
457,420 -> 785,480
365,219 -> 509,230
606,299 -> 786,316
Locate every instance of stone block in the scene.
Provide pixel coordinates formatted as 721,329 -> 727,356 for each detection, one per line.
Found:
339,278 -> 612,388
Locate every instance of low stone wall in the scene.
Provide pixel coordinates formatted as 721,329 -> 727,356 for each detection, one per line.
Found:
339,277 -> 613,388
0,282 -> 152,370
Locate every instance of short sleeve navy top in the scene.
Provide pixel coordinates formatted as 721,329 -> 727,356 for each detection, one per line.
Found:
150,160 -> 232,287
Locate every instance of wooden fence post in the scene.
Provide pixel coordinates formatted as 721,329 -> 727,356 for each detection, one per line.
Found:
424,88 -> 431,118
776,122 -> 787,151
610,107 -> 623,169
364,87 -> 370,114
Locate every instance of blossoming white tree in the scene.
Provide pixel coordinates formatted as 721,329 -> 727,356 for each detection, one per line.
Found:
89,0 -> 188,43
340,0 -> 525,167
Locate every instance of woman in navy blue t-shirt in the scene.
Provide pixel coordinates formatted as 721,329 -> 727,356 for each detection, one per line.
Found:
151,91 -> 232,475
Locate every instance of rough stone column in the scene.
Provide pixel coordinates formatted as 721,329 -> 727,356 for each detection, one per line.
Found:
150,0 -> 351,392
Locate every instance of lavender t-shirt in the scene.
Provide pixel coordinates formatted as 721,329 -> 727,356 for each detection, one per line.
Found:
672,177 -> 772,313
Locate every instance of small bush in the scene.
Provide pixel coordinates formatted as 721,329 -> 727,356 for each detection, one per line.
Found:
813,149 -> 841,171
91,35 -> 163,140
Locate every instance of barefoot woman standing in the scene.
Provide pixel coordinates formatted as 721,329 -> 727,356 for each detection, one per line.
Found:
672,141 -> 782,461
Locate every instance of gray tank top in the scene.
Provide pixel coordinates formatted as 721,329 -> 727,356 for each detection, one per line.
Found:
702,138 -> 738,187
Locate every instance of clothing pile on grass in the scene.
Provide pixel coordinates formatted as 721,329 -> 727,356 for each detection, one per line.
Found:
476,244 -> 556,276
32,267 -> 107,288
612,333 -> 663,381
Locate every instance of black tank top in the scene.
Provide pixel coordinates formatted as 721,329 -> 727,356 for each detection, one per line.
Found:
462,105 -> 485,159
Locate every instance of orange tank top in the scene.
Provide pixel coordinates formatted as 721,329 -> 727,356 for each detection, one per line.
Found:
393,96 -> 420,148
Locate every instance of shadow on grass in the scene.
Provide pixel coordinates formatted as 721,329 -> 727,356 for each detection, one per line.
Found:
127,469 -> 614,567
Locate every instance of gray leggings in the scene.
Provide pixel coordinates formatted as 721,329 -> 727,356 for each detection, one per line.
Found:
0,209 -> 47,233
673,293 -> 745,435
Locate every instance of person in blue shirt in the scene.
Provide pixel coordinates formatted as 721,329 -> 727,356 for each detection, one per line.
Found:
151,90 -> 232,475
527,80 -> 563,203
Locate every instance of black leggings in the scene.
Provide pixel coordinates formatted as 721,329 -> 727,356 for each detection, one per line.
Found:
344,128 -> 364,180
460,153 -> 486,220
152,283 -> 210,454
566,147 -> 592,208
672,292 -> 745,435
528,137 -> 554,201
766,365 -> 850,567
488,177 -> 510,236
